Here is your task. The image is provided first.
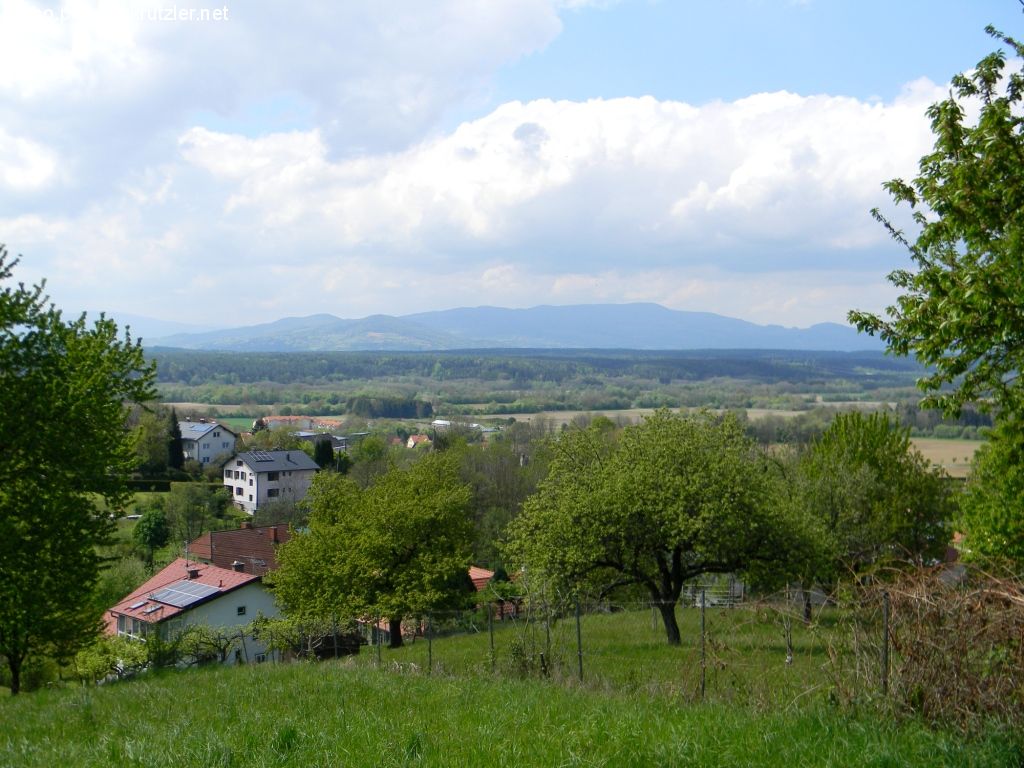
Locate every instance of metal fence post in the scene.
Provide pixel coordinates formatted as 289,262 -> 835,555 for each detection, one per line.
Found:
882,591 -> 890,696
575,597 -> 583,682
700,589 -> 706,701
488,604 -> 495,673
376,616 -> 382,667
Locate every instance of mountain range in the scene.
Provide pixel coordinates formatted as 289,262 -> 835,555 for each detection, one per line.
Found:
138,303 -> 883,352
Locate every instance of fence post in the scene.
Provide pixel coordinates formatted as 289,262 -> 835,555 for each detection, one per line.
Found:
700,589 -> 706,701
575,597 -> 583,682
427,614 -> 432,675
882,590 -> 890,696
488,604 -> 495,673
332,616 -> 338,660
544,600 -> 551,660
376,616 -> 382,667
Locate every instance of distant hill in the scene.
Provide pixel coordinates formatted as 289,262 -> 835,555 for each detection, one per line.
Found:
148,303 -> 882,352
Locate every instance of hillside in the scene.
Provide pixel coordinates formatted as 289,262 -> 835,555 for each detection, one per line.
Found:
2,663 -> 1015,767
148,303 -> 883,352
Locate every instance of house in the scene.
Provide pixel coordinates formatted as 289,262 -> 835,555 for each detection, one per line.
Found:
105,558 -> 279,662
178,418 -> 238,466
223,450 -> 319,514
189,521 -> 291,576
406,434 -> 431,449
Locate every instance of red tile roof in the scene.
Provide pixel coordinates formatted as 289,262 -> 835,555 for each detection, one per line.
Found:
105,558 -> 260,635
469,566 -> 494,592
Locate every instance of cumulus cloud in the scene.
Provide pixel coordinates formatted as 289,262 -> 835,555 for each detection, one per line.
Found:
0,1 -> 955,328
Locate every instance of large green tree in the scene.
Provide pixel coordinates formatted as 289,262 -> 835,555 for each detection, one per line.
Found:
270,451 -> 473,648
504,410 -> 809,645
0,248 -> 155,694
848,27 -> 1024,419
794,412 -> 952,581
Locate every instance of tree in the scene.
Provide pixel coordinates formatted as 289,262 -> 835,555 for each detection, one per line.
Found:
271,452 -> 473,648
132,506 -> 171,565
165,483 -> 228,546
313,437 -> 335,469
0,248 -> 155,693
958,419 -> 1024,567
504,410 -> 807,645
167,408 -> 184,471
848,28 -> 1024,419
794,412 -> 952,583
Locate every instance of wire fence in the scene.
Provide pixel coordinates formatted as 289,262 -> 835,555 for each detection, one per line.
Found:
260,568 -> 1024,732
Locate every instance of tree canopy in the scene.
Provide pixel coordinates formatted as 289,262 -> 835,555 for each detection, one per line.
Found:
0,248 -> 155,693
794,412 -> 952,580
958,419 -> 1024,566
270,451 -> 473,647
848,28 -> 1024,418
504,410 -> 809,645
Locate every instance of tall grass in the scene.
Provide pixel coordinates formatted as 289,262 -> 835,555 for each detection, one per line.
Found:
2,662 -> 1019,767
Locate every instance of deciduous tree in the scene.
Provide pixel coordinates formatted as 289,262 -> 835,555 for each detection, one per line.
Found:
271,452 -> 472,648
0,248 -> 155,694
848,27 -> 1024,419
504,410 -> 808,645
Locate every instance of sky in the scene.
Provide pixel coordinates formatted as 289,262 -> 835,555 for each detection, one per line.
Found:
2,0 -> 1022,332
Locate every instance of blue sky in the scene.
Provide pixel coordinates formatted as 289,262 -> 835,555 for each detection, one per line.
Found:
1,0 -> 1021,333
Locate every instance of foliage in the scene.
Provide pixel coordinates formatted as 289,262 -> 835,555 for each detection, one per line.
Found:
958,419 -> 1024,567
849,28 -> 1024,418
0,247 -> 155,694
504,410 -> 812,644
73,634 -> 148,685
794,412 -> 953,578
132,507 -> 171,563
253,499 -> 308,528
313,437 -> 335,469
165,483 -> 229,545
90,558 -> 149,618
130,406 -> 171,477
167,407 -> 184,471
271,452 -> 473,647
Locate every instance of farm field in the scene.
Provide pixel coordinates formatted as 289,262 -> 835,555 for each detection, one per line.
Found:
2,657 -> 1018,767
911,438 -> 984,478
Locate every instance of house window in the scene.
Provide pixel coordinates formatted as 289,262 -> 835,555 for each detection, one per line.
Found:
235,487 -> 243,496
202,456 -> 209,463
267,489 -> 279,498
255,653 -> 267,663
202,442 -> 209,449
223,442 -> 231,448
237,606 -> 246,616
267,471 -> 279,481
224,469 -> 232,479
249,479 -> 253,486
248,494 -> 252,502
236,460 -> 243,467
213,431 -> 220,437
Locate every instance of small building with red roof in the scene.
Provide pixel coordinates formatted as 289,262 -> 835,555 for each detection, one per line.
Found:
106,558 -> 279,662
189,522 -> 291,576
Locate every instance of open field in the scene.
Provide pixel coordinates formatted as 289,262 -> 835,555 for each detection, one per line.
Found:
3,656 -> 1019,767
911,438 -> 984,478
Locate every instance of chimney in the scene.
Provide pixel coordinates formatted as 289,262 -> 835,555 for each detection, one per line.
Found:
187,567 -> 200,580
240,520 -> 253,530
269,526 -> 278,544
231,561 -> 245,572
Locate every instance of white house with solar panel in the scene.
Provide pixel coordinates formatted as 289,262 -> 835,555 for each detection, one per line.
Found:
223,450 -> 320,514
178,419 -> 239,466
105,558 -> 279,663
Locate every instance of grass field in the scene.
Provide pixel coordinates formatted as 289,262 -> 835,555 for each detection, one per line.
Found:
3,660 -> 1020,767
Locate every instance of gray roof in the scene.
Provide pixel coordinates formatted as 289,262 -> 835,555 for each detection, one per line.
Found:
178,421 -> 238,439
235,450 -> 319,473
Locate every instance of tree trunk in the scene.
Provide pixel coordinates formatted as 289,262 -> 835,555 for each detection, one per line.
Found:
8,655 -> 21,695
802,588 -> 813,625
388,617 -> 404,649
656,601 -> 681,646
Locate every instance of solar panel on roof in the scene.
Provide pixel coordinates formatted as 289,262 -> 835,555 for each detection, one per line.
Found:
250,450 -> 273,462
129,600 -> 147,610
143,605 -> 162,615
149,580 -> 220,608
